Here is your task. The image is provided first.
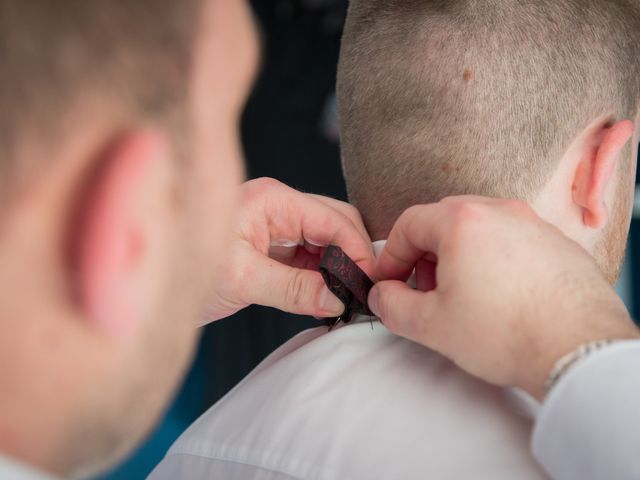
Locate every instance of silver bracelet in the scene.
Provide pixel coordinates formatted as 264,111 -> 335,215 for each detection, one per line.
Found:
544,340 -> 615,396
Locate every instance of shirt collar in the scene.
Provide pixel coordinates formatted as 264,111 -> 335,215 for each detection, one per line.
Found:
372,240 -> 387,259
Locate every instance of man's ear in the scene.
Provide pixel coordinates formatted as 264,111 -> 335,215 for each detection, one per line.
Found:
69,131 -> 173,336
572,120 -> 635,229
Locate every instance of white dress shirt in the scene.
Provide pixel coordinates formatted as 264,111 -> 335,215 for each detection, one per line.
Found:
150,238 -> 640,480
533,340 -> 640,479
149,322 -> 546,479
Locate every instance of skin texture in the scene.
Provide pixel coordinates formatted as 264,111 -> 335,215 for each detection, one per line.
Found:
369,113 -> 640,400
0,0 -> 376,476
369,197 -> 640,401
0,1 -> 249,475
532,115 -> 639,284
1,0 -> 637,476
205,178 -> 375,323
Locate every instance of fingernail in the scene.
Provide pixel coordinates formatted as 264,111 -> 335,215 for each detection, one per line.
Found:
271,239 -> 301,248
320,286 -> 344,316
306,238 -> 325,247
368,287 -> 380,317
304,241 -> 321,255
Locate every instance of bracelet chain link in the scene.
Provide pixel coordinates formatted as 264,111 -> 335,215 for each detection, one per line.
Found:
544,340 -> 614,396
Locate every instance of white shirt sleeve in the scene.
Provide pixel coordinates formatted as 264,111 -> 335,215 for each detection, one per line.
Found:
532,340 -> 640,480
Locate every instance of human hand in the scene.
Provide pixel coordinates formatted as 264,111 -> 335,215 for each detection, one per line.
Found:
205,177 -> 376,323
368,196 -> 640,400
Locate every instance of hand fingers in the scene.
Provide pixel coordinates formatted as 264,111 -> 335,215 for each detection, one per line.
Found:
309,194 -> 372,246
295,195 -> 375,277
269,239 -> 325,265
244,179 -> 376,279
243,248 -> 345,317
376,197 -> 515,282
368,280 -> 441,346
268,194 -> 370,272
376,204 -> 452,282
415,258 -> 437,291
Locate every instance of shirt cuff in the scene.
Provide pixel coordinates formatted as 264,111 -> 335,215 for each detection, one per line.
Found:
532,340 -> 640,480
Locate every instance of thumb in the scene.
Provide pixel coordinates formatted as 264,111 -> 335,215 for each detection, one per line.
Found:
246,250 -> 345,318
368,280 -> 440,344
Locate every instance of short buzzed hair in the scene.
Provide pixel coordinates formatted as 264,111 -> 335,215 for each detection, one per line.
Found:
0,1 -> 200,191
337,0 -> 640,237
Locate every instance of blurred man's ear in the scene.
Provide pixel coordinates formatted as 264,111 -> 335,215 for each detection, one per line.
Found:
69,132 -> 174,336
572,120 -> 635,229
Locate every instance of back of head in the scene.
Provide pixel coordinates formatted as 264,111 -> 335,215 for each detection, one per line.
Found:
337,0 -> 640,238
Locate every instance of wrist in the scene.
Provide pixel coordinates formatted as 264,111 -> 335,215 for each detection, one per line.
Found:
518,312 -> 639,401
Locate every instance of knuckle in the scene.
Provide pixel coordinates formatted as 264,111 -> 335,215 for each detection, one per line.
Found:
251,177 -> 282,189
345,203 -> 362,222
378,297 -> 395,327
404,204 -> 424,218
400,204 -> 425,226
446,203 -> 487,250
242,177 -> 283,203
221,255 -> 251,304
284,269 -> 309,310
377,289 -> 400,326
439,196 -> 459,206
441,195 -> 475,206
452,201 -> 485,222
506,199 -> 536,218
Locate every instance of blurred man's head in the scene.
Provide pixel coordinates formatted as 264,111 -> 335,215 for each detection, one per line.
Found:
0,0 -> 257,476
337,0 -> 640,284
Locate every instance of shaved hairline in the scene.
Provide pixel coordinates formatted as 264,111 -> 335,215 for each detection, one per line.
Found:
338,0 -> 640,238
